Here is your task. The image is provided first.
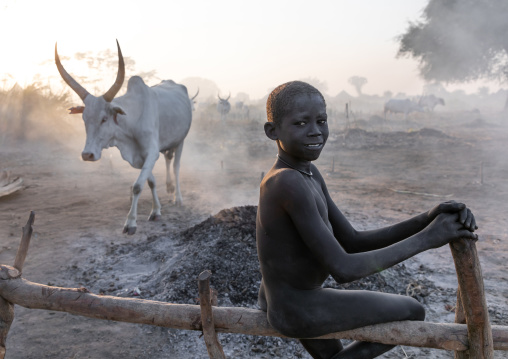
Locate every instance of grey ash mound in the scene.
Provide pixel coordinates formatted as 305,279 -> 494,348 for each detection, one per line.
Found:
147,205 -> 261,307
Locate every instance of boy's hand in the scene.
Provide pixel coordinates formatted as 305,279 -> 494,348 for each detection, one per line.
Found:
428,200 -> 477,232
426,213 -> 478,249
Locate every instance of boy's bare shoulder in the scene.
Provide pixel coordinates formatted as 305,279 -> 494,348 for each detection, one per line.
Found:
262,167 -> 305,189
261,167 -> 317,205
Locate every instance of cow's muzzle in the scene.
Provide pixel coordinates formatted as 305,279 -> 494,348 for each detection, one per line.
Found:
81,152 -> 97,161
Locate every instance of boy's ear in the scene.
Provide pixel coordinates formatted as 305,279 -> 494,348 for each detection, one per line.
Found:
264,122 -> 279,141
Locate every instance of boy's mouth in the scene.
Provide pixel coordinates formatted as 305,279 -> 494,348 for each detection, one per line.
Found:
305,143 -> 323,148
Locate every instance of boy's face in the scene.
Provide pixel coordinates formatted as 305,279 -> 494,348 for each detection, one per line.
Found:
270,93 -> 328,162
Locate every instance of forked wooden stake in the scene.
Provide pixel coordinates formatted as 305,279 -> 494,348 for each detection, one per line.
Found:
450,239 -> 494,358
0,211 -> 33,359
14,211 -> 35,272
198,270 -> 226,359
0,296 -> 13,359
455,288 -> 468,359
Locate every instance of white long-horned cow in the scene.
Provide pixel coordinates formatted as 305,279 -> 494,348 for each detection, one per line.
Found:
418,94 -> 445,111
384,99 -> 424,122
55,40 -> 192,235
217,92 -> 231,121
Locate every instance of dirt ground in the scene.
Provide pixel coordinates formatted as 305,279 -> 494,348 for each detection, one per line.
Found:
1,110 -> 508,358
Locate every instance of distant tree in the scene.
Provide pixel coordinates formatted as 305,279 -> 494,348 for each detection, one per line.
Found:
73,49 -> 137,94
382,90 -> 393,99
397,0 -> 508,109
347,76 -> 368,96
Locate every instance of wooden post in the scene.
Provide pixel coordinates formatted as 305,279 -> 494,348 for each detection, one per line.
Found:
450,239 -> 494,358
480,161 -> 484,185
14,211 -> 35,272
198,270 -> 226,359
454,287 -> 468,359
0,211 -> 32,359
0,296 -> 14,359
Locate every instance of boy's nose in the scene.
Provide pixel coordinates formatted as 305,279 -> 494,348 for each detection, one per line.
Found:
308,124 -> 322,136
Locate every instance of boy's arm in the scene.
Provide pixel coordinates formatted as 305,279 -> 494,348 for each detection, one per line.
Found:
314,167 -> 476,253
280,170 -> 477,283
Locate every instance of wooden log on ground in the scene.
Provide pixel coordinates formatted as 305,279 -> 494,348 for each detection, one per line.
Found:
0,171 -> 23,199
198,270 -> 226,359
450,239 -> 494,358
1,268 -> 508,352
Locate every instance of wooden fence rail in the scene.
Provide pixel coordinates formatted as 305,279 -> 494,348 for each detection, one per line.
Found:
0,212 -> 506,359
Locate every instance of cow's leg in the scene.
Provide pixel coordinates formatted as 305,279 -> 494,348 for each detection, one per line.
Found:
123,153 -> 159,235
124,182 -> 141,235
173,141 -> 184,206
164,149 -> 175,194
147,172 -> 162,221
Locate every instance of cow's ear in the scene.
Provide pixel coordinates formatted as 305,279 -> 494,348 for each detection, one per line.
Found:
68,106 -> 85,114
112,106 -> 126,116
111,106 -> 126,125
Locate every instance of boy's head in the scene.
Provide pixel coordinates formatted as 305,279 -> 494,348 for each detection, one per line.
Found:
266,81 -> 326,127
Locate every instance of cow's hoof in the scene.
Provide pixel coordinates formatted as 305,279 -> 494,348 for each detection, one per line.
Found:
123,226 -> 137,235
148,213 -> 161,221
166,184 -> 175,194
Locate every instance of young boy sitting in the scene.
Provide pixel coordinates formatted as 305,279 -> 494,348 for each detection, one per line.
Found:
256,81 -> 478,359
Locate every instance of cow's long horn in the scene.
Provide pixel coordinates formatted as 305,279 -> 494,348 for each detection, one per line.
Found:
225,92 -> 231,101
103,40 -> 125,103
191,88 -> 199,100
218,93 -> 223,101
55,43 -> 90,101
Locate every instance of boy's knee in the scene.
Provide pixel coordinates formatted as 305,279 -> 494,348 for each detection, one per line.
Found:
407,298 -> 425,321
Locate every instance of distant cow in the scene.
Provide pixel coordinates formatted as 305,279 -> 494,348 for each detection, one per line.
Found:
384,99 -> 424,122
55,40 -> 192,235
189,88 -> 199,111
217,93 -> 231,121
418,95 -> 445,111
234,101 -> 250,120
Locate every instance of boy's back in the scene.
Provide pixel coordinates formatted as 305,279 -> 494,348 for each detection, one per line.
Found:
257,164 -> 332,296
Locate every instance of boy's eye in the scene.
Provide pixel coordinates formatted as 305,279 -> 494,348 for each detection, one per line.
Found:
295,121 -> 306,126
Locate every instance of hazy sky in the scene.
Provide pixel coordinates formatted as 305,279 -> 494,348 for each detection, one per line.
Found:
0,0 -> 498,100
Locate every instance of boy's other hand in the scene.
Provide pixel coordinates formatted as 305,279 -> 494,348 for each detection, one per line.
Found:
427,213 -> 478,249
428,200 -> 477,232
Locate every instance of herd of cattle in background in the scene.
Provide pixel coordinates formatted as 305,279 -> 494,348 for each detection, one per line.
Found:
384,95 -> 445,121
54,40 -> 447,234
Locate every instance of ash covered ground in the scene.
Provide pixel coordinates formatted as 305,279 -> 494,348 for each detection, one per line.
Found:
2,111 -> 508,358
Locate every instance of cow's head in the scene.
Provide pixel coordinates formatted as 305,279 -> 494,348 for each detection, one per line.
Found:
217,92 -> 231,115
55,40 -> 126,161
